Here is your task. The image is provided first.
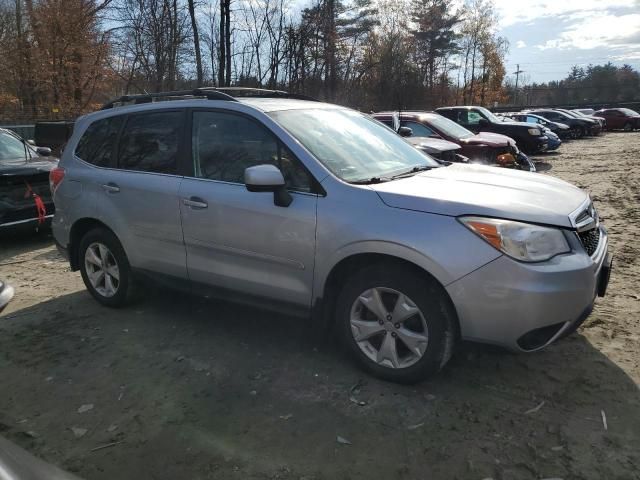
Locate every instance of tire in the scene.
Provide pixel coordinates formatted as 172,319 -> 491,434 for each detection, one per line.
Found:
576,127 -> 585,139
624,122 -> 633,132
335,264 -> 456,383
78,227 -> 135,307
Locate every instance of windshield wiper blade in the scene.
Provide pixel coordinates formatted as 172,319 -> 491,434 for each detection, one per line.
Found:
350,176 -> 388,185
389,165 -> 437,180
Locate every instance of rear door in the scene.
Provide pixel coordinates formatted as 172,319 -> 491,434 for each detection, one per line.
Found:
98,109 -> 187,278
178,109 -> 318,308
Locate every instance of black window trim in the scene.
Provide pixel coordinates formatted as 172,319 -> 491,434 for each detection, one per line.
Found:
186,107 -> 326,196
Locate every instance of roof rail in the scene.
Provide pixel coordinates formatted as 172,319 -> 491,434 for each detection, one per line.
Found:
101,88 -> 238,110
211,87 -> 319,102
101,87 -> 318,110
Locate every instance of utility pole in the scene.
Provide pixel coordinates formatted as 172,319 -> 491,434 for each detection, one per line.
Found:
513,64 -> 524,106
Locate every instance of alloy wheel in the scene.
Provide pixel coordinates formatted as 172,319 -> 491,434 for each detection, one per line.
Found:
349,287 -> 429,369
84,242 -> 120,298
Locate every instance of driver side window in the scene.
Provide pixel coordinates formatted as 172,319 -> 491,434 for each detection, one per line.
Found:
401,121 -> 438,138
466,111 -> 483,126
191,111 -> 313,193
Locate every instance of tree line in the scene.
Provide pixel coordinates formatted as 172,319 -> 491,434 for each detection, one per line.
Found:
0,0 -> 509,121
505,63 -> 640,107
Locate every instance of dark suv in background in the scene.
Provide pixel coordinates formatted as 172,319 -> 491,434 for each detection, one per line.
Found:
436,106 -> 549,154
505,112 -> 572,139
530,109 -> 601,138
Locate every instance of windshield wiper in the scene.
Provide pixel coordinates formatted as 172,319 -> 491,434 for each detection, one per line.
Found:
351,176 -> 389,185
389,165 -> 438,180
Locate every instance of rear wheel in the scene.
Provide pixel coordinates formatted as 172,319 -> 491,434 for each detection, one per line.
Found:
79,228 -> 134,307
336,264 -> 456,383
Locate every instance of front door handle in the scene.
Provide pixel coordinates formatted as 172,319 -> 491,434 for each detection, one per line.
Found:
182,197 -> 208,209
102,183 -> 120,193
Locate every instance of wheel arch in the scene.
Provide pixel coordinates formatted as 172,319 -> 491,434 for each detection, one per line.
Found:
68,218 -> 118,271
314,252 -> 460,339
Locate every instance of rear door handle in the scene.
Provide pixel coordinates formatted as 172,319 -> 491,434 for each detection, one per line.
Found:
102,183 -> 120,193
182,197 -> 208,209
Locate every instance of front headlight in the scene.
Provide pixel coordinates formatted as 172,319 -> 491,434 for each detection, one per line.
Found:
459,217 -> 570,262
528,128 -> 541,136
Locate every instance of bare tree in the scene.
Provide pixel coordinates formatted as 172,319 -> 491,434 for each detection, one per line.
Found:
187,0 -> 203,86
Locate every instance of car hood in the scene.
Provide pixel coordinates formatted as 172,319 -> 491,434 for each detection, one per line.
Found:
369,163 -> 586,227
408,137 -> 461,152
459,132 -> 514,147
0,157 -> 58,176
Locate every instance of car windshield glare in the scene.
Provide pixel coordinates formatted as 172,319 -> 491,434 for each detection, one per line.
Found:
424,114 -> 475,140
476,107 -> 501,123
619,108 -> 639,116
0,131 -> 32,161
270,108 -> 439,182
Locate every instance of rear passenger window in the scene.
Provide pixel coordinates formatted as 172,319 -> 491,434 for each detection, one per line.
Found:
191,111 -> 312,192
75,116 -> 123,167
118,111 -> 182,174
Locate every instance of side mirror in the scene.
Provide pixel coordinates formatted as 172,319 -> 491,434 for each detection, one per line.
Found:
36,146 -> 52,157
27,139 -> 36,146
398,126 -> 413,137
478,118 -> 490,128
244,164 -> 292,208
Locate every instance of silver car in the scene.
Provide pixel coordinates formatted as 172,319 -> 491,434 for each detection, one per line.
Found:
50,89 -> 612,383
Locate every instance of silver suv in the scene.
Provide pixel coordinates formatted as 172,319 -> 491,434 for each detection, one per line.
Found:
51,89 -> 612,383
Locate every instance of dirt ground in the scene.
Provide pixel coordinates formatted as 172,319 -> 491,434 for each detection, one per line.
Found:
1,132 -> 639,480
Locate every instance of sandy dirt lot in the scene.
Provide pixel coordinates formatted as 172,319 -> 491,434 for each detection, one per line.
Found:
1,132 -> 639,480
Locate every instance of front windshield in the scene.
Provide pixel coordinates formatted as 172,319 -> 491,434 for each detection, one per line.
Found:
475,106 -> 501,123
424,114 -> 474,140
0,131 -> 32,161
270,108 -> 439,182
561,110 -> 583,118
619,108 -> 639,116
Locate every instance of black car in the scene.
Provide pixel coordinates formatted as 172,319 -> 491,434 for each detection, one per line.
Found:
507,113 -> 573,139
435,106 -> 549,154
529,109 -> 600,138
0,128 -> 58,231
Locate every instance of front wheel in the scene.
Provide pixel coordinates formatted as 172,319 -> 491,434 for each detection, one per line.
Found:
79,227 -> 134,307
624,122 -> 633,132
336,265 -> 456,383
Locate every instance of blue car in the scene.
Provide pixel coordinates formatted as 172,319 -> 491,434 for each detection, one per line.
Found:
543,128 -> 562,151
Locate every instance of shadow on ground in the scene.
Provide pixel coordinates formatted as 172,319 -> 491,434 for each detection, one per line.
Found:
1,290 -> 638,480
0,229 -> 54,263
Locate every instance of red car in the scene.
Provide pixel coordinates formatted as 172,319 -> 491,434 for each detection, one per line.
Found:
594,108 -> 640,131
373,111 -> 528,169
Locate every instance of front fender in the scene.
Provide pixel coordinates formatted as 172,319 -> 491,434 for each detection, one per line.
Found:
312,185 -> 503,305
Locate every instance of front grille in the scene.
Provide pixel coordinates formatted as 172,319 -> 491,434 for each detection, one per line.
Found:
578,228 -> 600,256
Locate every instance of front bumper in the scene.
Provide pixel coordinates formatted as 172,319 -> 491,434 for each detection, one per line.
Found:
446,225 -> 609,352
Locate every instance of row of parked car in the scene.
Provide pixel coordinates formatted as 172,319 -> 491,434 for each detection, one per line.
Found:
370,105 -> 640,173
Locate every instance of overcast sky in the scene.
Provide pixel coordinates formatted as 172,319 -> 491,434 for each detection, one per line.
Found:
494,0 -> 640,84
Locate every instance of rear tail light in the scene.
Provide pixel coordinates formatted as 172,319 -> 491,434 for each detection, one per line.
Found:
49,167 -> 65,194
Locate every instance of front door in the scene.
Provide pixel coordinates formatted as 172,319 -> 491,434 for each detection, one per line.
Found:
179,109 -> 318,308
